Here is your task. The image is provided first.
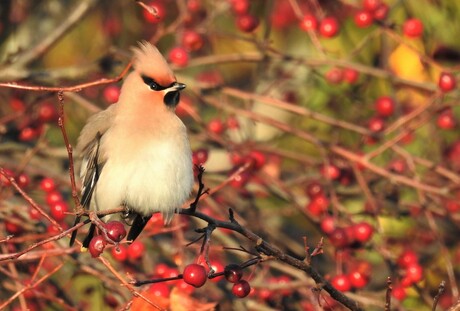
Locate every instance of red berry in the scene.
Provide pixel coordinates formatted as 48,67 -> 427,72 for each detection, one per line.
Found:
362,0 -> 382,12
154,263 -> 172,277
128,240 -> 145,260
348,270 -> 368,289
232,279 -> 251,298
37,102 -> 58,123
325,68 -> 343,84
5,220 -> 23,234
331,275 -> 351,292
9,98 -> 26,112
375,96 -> 395,117
392,285 -> 407,300
46,190 -> 63,205
177,279 -> 196,294
1,169 -> 14,187
403,18 -> 423,38
248,150 -> 266,170
320,216 -> 336,234
368,116 -> 385,132
397,249 -> 418,268
89,235 -> 107,258
187,0 -> 201,12
373,3 -> 389,20
319,17 -> 339,38
39,177 -> 56,192
208,260 -> 225,281
230,170 -> 250,188
299,15 -> 318,32
183,264 -> 207,288
236,14 -> 259,32
148,283 -> 170,298
445,199 -> 460,213
231,0 -> 249,15
50,201 -> 69,221
438,72 -> 456,92
19,127 -> 37,142
29,208 -> 41,220
405,263 -> 423,283
329,228 -> 350,248
437,111 -> 456,130
224,264 -> 243,283
169,46 -> 189,67
306,195 -> 329,216
354,10 -> 373,28
16,173 -> 30,188
343,68 -> 360,84
111,245 -> 128,261
207,118 -> 225,135
352,222 -> 374,243
305,180 -> 324,199
103,85 -> 120,104
192,148 -> 208,165
142,1 -> 166,24
389,159 -> 406,173
105,221 -> 127,242
320,164 -> 341,180
182,30 -> 204,52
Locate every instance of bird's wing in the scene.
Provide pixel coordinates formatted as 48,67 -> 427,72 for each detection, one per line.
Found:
69,106 -> 115,247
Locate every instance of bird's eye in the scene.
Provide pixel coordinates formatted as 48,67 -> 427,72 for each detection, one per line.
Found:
149,81 -> 160,90
141,75 -> 164,91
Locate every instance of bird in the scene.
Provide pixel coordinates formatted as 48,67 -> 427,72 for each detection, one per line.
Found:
69,41 -> 194,249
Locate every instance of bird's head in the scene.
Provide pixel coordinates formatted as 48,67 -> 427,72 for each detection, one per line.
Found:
120,41 -> 186,110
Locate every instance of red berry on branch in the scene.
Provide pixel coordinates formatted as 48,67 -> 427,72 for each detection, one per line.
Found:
182,30 -> 204,52
299,15 -> 318,32
368,116 -> 385,132
224,264 -> 243,283
39,177 -> 56,192
325,67 -> 344,84
329,227 -> 350,248
148,283 -> 170,298
9,98 -> 26,112
331,274 -> 351,292
46,190 -> 63,205
103,85 -> 120,104
375,96 -> 395,117
183,264 -> 208,288
354,10 -> 373,28
319,17 -> 339,38
169,46 -> 189,67
50,201 -> 69,221
232,279 -> 251,298
231,0 -> 249,15
306,195 -> 329,216
403,18 -> 423,38
192,148 -> 208,165
352,222 -> 374,243
16,173 -> 30,188
343,68 -> 360,84
236,14 -> 259,32
37,102 -> 58,123
438,72 -> 456,92
19,127 -> 37,142
89,235 -> 107,258
320,164 -> 341,180
207,118 -> 225,135
397,249 -> 418,268
105,221 -> 127,242
348,270 -> 369,289
111,245 -> 128,261
320,216 -> 336,234
305,180 -> 324,199
362,0 -> 382,12
142,1 -> 166,24
373,3 -> 389,20
128,240 -> 145,260
437,110 -> 456,130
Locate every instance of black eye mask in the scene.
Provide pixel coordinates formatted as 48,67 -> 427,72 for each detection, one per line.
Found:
141,75 -> 174,91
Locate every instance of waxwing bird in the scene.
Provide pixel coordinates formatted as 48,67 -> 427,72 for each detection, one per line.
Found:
69,42 -> 194,249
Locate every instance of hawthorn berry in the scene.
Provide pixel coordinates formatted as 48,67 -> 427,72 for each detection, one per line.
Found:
325,67 -> 343,84
50,201 -> 69,222
438,72 -> 456,92
248,150 -> 266,170
169,46 -> 189,67
142,1 -> 166,24
182,264 -> 207,288
375,96 -> 395,117
231,0 -> 249,15
236,14 -> 259,32
5,220 -> 23,234
16,173 -> 30,188
437,111 -> 456,130
89,235 -> 107,258
343,68 -> 360,84
328,227 -> 350,248
148,282 -> 170,298
403,18 -> 423,38
128,240 -> 145,260
37,102 -> 58,123
397,249 -> 418,268
405,263 -> 423,283
305,180 -> 324,199
362,0 -> 382,12
19,127 -> 37,142
368,116 -> 385,132
352,222 -> 374,243
306,195 -> 329,216
103,85 -> 120,104
348,270 -> 369,289
207,118 -> 225,135
9,98 -> 25,112
105,221 -> 127,242
232,279 -> 251,298
319,17 -> 339,38
182,30 -> 204,52
39,177 -> 56,192
192,148 -> 209,165
354,10 -> 373,28
331,274 -> 351,292
299,15 -> 318,32
224,264 -> 243,283
392,285 -> 407,300
46,190 -> 63,205
320,216 -> 336,234
373,3 -> 389,20
320,163 -> 341,180
111,245 -> 128,261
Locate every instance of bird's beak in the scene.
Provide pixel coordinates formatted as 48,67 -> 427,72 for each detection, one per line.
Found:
171,82 -> 186,91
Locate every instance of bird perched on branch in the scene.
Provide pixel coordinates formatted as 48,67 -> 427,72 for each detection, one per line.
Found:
69,41 -> 194,249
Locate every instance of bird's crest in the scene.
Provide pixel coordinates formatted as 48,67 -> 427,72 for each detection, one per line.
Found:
131,41 -> 176,85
